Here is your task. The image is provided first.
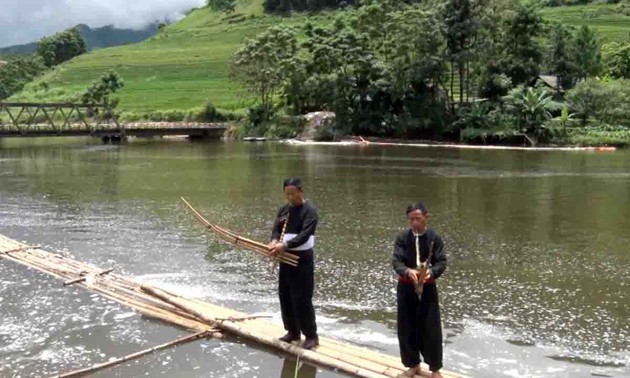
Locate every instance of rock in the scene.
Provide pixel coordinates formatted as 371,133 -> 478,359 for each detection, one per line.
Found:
298,111 -> 336,141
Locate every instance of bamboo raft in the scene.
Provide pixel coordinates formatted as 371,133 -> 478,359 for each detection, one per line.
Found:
0,233 -> 466,378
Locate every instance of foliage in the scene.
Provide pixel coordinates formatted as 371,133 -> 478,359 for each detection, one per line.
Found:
37,27 -> 87,67
228,26 -> 298,126
0,56 -> 45,100
81,71 -> 125,119
602,41 -> 630,79
565,78 -> 630,126
573,25 -> 601,79
207,0 -> 236,14
263,0 -> 357,13
504,86 -> 562,144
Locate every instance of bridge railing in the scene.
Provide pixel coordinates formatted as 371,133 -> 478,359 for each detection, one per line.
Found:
0,102 -> 122,135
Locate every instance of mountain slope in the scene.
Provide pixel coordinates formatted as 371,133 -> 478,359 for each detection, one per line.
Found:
9,2 -> 629,115
0,23 -> 160,56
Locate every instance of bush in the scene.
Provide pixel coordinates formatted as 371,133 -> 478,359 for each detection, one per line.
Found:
566,79 -> 630,126
241,104 -> 275,136
265,115 -> 306,139
0,56 -> 46,100
560,125 -> 630,146
602,42 -> 630,79
199,101 -> 227,122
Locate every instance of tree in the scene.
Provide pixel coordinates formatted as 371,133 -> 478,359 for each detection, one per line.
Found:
81,71 -> 125,119
299,16 -> 379,133
0,56 -> 45,100
566,79 -> 630,126
602,42 -> 630,79
443,0 -> 477,104
228,26 -> 298,122
207,0 -> 236,14
37,27 -> 87,67
573,25 -> 601,80
504,86 -> 561,144
476,2 -> 544,100
500,5 -> 544,85
548,24 -> 577,89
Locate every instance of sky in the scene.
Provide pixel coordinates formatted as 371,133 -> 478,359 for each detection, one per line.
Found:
0,0 -> 206,48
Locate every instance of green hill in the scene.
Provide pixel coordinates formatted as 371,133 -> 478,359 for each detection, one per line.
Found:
9,1 -> 630,116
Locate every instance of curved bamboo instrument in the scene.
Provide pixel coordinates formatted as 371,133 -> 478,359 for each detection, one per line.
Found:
180,197 -> 299,267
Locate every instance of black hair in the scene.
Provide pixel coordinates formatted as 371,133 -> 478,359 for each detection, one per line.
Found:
283,177 -> 303,190
406,202 -> 428,215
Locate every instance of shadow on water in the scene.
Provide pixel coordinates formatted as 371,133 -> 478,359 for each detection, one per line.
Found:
280,357 -> 318,378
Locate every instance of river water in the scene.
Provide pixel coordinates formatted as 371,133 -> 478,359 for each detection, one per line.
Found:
0,138 -> 628,378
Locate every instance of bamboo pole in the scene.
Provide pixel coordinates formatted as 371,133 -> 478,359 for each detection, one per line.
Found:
55,331 -> 212,378
180,197 -> 299,266
0,241 -> 221,336
63,267 -> 113,286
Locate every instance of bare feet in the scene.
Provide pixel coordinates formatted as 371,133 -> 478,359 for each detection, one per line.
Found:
401,365 -> 420,377
430,371 -> 444,378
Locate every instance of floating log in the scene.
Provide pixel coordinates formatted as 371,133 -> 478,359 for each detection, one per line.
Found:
56,331 -> 212,378
285,138 -> 618,152
0,234 -> 466,378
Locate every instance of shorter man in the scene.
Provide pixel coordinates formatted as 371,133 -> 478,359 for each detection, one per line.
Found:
392,202 -> 447,378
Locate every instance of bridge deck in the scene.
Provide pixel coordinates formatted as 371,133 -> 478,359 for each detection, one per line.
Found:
0,122 -> 227,138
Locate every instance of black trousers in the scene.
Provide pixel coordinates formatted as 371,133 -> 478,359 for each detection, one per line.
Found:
396,282 -> 443,372
278,249 -> 317,338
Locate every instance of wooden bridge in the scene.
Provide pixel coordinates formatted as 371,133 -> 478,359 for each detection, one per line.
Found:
0,102 -> 226,142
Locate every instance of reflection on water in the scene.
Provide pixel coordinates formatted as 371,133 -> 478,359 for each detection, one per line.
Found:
280,358 -> 318,378
0,138 -> 628,377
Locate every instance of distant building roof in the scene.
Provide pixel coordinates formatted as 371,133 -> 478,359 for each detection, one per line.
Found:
537,75 -> 560,88
532,74 -> 566,93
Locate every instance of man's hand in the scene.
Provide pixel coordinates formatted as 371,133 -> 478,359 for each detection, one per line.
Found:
424,269 -> 432,281
269,242 -> 285,256
406,269 -> 421,283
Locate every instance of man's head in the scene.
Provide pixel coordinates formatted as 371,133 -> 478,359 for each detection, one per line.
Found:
406,202 -> 429,233
283,177 -> 304,206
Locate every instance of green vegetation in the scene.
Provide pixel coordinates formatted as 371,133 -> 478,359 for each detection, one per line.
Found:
37,27 -> 87,67
541,3 -> 630,42
0,56 -> 46,100
10,4 -> 308,113
5,0 -> 630,145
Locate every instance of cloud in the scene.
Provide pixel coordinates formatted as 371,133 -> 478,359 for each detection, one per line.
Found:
0,0 -> 206,47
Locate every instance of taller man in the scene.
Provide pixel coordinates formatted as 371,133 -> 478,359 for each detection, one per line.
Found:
269,177 -> 319,349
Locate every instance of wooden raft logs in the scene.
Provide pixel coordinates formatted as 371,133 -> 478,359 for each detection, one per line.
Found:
0,234 -> 466,378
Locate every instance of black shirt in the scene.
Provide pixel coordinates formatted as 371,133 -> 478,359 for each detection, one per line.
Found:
270,201 -> 319,250
392,229 -> 447,279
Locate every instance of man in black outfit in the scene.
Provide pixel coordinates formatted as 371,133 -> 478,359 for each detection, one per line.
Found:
392,202 -> 447,378
269,177 -> 319,350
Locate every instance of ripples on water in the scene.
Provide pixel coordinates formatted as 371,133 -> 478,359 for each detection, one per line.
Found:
0,141 -> 628,377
